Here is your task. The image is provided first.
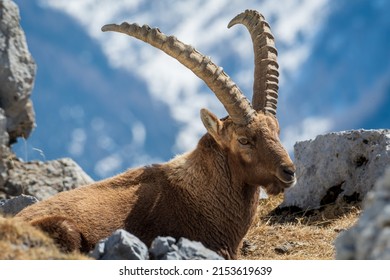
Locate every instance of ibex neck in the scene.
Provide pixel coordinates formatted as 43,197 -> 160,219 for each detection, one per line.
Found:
166,134 -> 231,190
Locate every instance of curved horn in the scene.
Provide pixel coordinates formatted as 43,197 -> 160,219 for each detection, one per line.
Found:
228,10 -> 279,115
102,23 -> 255,125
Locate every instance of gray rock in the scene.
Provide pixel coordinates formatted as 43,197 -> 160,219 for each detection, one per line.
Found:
2,157 -> 94,200
150,236 -> 224,260
0,194 -> 37,216
90,229 -> 149,260
0,145 -> 12,191
281,129 -> 390,210
148,236 -> 176,259
0,109 -> 8,146
0,0 -> 36,143
335,167 -> 390,259
176,237 -> 224,260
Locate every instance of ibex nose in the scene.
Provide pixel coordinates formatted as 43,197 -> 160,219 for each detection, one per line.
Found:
279,165 -> 296,184
283,167 -> 295,177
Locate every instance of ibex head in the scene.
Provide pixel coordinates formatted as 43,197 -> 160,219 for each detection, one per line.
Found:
102,9 -> 295,195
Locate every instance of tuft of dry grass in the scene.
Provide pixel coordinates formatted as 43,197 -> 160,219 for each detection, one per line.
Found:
0,216 -> 91,260
240,194 -> 361,260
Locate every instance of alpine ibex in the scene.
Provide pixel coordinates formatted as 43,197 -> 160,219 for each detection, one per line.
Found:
16,10 -> 296,259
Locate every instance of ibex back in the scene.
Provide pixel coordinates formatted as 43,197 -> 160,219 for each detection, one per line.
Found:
17,10 -> 296,260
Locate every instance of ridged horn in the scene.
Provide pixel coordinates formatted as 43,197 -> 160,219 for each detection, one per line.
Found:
228,10 -> 279,115
102,22 -> 256,125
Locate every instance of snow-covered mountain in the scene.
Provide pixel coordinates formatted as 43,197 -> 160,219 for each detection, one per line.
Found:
13,0 -> 390,179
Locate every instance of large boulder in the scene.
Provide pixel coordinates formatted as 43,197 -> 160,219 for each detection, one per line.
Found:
1,157 -> 94,200
281,129 -> 390,210
335,167 -> 390,259
0,0 -> 36,143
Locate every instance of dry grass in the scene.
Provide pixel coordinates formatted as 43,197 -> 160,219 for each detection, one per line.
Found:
0,216 -> 90,260
240,194 -> 361,260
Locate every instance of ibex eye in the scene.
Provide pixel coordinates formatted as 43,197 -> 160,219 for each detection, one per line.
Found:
238,138 -> 250,145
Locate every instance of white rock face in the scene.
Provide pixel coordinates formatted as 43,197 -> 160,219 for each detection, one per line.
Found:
335,167 -> 390,259
281,129 -> 390,210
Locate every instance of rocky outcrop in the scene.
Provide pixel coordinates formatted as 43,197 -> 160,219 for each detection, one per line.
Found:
0,151 -> 93,200
2,157 -> 93,200
0,0 -> 93,200
0,0 -> 36,143
335,167 -> 390,259
281,129 -> 390,210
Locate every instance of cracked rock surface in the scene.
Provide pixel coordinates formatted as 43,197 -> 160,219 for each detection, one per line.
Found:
282,129 -> 390,210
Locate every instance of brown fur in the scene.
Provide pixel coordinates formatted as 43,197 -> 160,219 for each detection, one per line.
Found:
16,112 -> 295,259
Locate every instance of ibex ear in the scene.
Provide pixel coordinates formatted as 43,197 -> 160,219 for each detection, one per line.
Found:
200,108 -> 222,140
